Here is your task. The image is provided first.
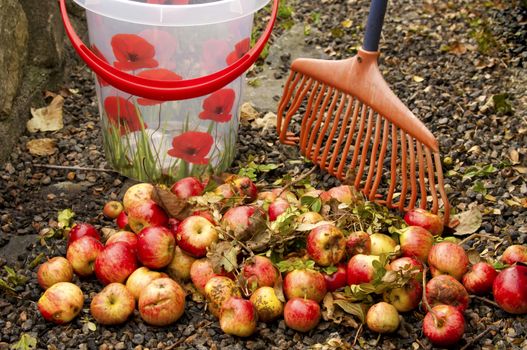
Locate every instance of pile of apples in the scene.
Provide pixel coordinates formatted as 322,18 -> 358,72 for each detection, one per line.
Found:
35,175 -> 527,346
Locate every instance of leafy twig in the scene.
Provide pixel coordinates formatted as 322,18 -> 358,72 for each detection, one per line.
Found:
458,233 -> 502,247
460,328 -> 492,350
470,295 -> 500,308
278,165 -> 318,196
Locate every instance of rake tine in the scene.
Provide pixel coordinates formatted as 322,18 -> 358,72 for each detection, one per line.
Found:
328,98 -> 358,174
338,103 -> 367,178
407,135 -> 418,210
277,71 -> 300,134
319,94 -> 350,171
310,89 -> 341,162
354,108 -> 375,189
416,141 -> 428,209
299,82 -> 323,150
368,118 -> 390,200
435,152 -> 450,223
279,75 -> 313,144
425,147 -> 439,213
305,88 -> 337,160
398,129 -> 409,212
364,113 -> 383,196
386,123 -> 398,208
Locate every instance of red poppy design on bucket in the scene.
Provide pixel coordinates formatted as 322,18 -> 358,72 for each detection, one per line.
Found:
199,89 -> 236,123
167,131 -> 214,165
136,69 -> 182,106
91,45 -> 110,87
202,39 -> 230,72
111,34 -> 158,71
226,38 -> 250,65
146,0 -> 189,4
104,96 -> 147,135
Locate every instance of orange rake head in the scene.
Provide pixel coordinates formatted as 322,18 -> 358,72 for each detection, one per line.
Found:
276,1 -> 450,224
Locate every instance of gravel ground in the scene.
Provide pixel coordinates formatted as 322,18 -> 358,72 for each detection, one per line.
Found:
0,0 -> 526,349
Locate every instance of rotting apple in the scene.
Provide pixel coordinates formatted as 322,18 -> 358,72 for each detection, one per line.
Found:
167,246 -> 196,282
37,282 -> 84,324
366,302 -> 400,333
221,205 -> 266,241
388,256 -> 424,282
213,183 -> 236,199
428,242 -> 468,281
242,255 -> 278,290
322,264 -> 348,292
283,298 -> 321,332
67,223 -> 100,248
105,230 -> 137,252
122,182 -> 154,212
126,266 -> 167,301
66,236 -> 104,277
231,176 -> 258,202
383,278 -> 422,312
346,231 -> 372,257
501,245 -> 527,265
138,277 -> 186,326
170,176 -> 204,199
268,198 -> 291,222
426,274 -> 469,312
37,257 -> 74,290
127,201 -> 168,234
137,226 -> 175,269
205,276 -> 242,318
326,185 -> 358,205
177,215 -> 218,258
220,296 -> 258,337
296,211 -> 325,225
283,269 -> 327,303
306,224 -> 346,267
347,254 -> 380,285
90,283 -> 135,325
370,233 -> 397,256
492,264 -> 527,314
462,262 -> 498,295
103,201 -> 124,219
398,226 -> 434,262
423,304 -> 465,347
249,286 -> 283,322
404,208 -> 444,236
95,242 -> 138,285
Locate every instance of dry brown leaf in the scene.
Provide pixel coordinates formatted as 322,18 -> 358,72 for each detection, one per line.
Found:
27,95 -> 64,133
152,186 -> 191,220
412,75 -> 424,83
449,42 -> 467,55
452,207 -> 482,235
26,138 -> 57,156
509,149 -> 520,165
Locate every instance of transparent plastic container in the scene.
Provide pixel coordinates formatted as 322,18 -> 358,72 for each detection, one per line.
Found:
61,0 -> 273,184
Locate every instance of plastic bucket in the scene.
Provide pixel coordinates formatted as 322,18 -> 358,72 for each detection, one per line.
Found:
59,0 -> 278,184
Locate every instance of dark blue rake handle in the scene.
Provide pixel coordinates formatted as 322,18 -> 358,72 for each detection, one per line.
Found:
363,0 -> 388,52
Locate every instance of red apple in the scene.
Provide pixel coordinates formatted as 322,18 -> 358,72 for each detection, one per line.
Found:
231,176 -> 258,202
190,259 -> 217,294
37,257 -> 74,289
127,201 -> 169,234
90,283 -> 135,325
322,264 -> 348,292
220,296 -> 258,337
138,278 -> 186,326
137,226 -> 175,269
301,189 -> 331,202
192,210 -> 216,225
347,254 -> 380,285
366,302 -> 400,333
428,242 -> 469,280
271,188 -> 298,204
126,267 -> 167,301
213,183 -> 236,199
242,255 -> 278,290
205,276 -> 241,318
122,183 -> 154,211
283,269 -> 327,303
404,208 -> 444,236
170,176 -> 204,199
105,230 -> 137,252
398,226 -> 434,262
167,246 -> 196,282
326,185 -> 357,204
221,206 -> 266,241
370,233 -> 397,256
176,215 -> 218,258
95,242 -> 138,285
103,201 -> 124,219
37,282 -> 83,324
116,211 -> 129,230
296,211 -> 324,224
462,262 -> 498,295
383,278 -> 422,312
501,245 -> 527,265
268,198 -> 290,221
67,223 -> 100,248
307,224 -> 346,267
346,231 -> 372,257
426,275 -> 469,312
66,236 -> 104,277
423,305 -> 465,347
492,264 -> 527,314
283,298 -> 321,332
388,256 -> 424,281
250,286 -> 283,322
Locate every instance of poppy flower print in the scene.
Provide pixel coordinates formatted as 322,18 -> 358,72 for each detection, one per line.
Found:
91,45 -> 109,87
111,34 -> 158,71
226,38 -> 250,65
167,131 -> 213,165
146,0 -> 189,4
202,39 -> 230,72
199,89 -> 235,123
104,96 -> 147,135
136,69 -> 182,106
140,29 -> 178,70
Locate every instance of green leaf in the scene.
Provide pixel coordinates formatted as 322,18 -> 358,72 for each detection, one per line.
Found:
28,253 -> 45,270
492,261 -> 509,270
0,279 -> 15,293
11,333 -> 37,350
472,180 -> 487,195
57,209 -> 75,229
492,93 -> 513,115
323,266 -> 338,275
333,300 -> 365,323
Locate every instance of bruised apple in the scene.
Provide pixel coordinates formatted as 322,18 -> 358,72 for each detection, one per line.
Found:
122,183 -> 154,211
404,208 -> 444,236
346,231 -> 371,256
37,282 -> 83,324
205,276 -> 241,318
37,257 -> 74,290
426,275 -> 469,312
219,296 -> 258,337
428,242 -> 468,281
90,283 -> 135,325
306,224 -> 346,267
242,255 -> 278,290
138,278 -> 186,326
250,286 -> 283,322
125,267 -> 167,301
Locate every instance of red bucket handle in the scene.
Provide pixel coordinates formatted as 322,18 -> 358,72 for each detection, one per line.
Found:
59,0 -> 279,101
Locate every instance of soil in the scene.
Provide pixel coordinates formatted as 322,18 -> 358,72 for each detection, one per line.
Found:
0,0 -> 526,349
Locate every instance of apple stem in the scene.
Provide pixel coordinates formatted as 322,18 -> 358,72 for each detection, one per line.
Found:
221,230 -> 255,258
421,265 -> 440,325
276,165 -> 318,197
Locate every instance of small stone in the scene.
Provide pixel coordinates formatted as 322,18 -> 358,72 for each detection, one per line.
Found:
132,334 -> 144,345
115,342 -> 126,350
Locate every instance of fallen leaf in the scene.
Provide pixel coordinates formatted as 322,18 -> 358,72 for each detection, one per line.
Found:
466,248 -> 482,265
449,42 -> 467,55
452,207 -> 482,235
412,75 -> 424,83
207,241 -> 240,273
341,19 -> 352,28
152,186 -> 191,220
27,95 -> 64,132
26,138 -> 57,156
513,166 -> 527,174
509,149 -> 520,165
